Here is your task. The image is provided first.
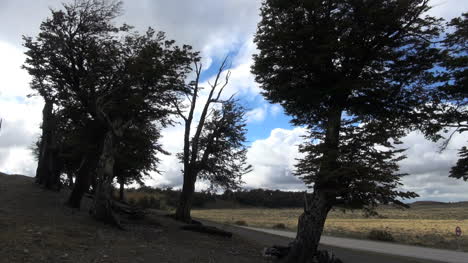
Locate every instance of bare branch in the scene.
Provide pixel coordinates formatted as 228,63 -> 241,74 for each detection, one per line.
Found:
439,127 -> 460,153
212,70 -> 231,103
172,100 -> 188,122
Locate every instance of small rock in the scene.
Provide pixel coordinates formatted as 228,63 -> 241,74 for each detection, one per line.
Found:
60,253 -> 68,258
23,248 -> 29,254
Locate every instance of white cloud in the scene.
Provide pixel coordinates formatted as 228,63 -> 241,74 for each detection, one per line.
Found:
428,0 -> 468,20
246,106 -> 267,123
0,41 -> 43,176
243,127 -> 307,190
270,104 -> 283,117
398,130 -> 468,202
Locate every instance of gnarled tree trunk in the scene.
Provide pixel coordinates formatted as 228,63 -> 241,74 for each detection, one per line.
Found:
175,170 -> 197,222
285,191 -> 332,262
286,104 -> 342,262
67,156 -> 94,208
36,99 -> 62,190
35,99 -> 53,185
92,130 -> 120,226
119,178 -> 124,201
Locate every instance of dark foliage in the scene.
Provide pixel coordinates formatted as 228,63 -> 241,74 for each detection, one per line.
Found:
22,0 -> 197,223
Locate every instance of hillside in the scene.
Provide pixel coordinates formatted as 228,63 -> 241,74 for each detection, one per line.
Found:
0,174 -> 262,263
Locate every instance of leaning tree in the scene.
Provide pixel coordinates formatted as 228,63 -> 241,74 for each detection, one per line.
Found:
252,0 -> 442,261
173,58 -> 252,222
23,0 -> 196,224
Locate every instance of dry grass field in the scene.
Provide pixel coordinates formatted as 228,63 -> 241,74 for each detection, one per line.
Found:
193,203 -> 468,251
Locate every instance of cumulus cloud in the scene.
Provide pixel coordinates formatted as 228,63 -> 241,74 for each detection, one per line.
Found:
0,42 -> 43,175
398,131 -> 468,202
243,127 -> 307,190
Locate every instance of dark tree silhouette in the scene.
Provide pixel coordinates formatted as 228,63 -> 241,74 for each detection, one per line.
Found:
23,0 -> 196,225
252,0 -> 442,261
173,58 -> 251,222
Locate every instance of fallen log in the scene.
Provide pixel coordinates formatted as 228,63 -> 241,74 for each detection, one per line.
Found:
111,200 -> 146,220
83,193 -> 145,220
181,224 -> 233,238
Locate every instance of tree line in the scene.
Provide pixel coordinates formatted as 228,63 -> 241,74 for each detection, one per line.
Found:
126,187 -> 308,209
24,0 -> 250,226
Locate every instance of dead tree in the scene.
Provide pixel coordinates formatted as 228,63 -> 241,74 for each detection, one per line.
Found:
174,57 -> 251,222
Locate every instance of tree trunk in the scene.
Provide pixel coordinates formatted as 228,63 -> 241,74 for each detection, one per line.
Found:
35,99 -> 53,185
68,173 -> 74,188
44,143 -> 62,190
285,191 -> 332,262
67,156 -> 93,208
175,170 -> 197,222
286,103 -> 343,263
92,130 -> 121,227
119,179 -> 124,201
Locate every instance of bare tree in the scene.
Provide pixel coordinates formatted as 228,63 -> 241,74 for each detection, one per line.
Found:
174,58 -> 251,222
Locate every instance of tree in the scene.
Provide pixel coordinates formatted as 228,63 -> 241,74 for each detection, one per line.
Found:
252,0 -> 442,261
23,0 -> 196,225
173,58 -> 252,222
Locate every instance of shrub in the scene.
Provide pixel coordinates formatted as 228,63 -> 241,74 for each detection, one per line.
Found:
234,220 -> 247,226
272,223 -> 286,229
368,229 -> 394,242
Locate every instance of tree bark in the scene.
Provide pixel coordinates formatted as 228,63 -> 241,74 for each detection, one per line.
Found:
119,179 -> 124,201
175,169 -> 197,222
44,143 -> 62,190
67,156 -> 93,208
286,103 -> 343,263
35,99 -> 53,185
285,191 -> 332,262
35,99 -> 62,190
92,130 -> 121,226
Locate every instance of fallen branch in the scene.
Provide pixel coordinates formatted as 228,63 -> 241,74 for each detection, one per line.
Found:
181,224 -> 233,238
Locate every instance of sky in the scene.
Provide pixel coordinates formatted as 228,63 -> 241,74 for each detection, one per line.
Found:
0,0 -> 467,202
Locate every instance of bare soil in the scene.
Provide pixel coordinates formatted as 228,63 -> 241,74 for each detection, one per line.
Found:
0,174 -> 264,263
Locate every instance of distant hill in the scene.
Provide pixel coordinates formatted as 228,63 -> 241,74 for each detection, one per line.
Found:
409,200 -> 468,208
410,201 -> 446,206
0,171 -> 8,176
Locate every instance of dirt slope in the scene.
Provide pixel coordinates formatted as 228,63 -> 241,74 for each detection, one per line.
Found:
0,174 -> 263,263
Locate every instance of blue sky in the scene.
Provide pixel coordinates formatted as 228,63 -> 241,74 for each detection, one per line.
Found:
0,0 -> 467,201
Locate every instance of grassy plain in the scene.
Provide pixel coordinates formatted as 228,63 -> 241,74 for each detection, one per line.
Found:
193,203 -> 468,251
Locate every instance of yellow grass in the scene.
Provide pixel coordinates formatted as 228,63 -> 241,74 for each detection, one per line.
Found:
192,207 -> 468,251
